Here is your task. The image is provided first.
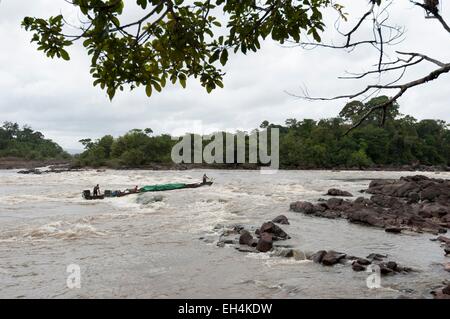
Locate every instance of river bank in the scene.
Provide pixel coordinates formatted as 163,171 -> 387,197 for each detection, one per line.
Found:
0,157 -> 70,170
5,157 -> 449,173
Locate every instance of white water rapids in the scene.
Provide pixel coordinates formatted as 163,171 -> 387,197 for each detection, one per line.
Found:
0,169 -> 449,298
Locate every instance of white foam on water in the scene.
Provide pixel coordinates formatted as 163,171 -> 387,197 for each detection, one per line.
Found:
0,221 -> 107,241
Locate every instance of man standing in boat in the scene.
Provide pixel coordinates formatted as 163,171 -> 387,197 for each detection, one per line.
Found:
93,184 -> 100,197
202,174 -> 210,184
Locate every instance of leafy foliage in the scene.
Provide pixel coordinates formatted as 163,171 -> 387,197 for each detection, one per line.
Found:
76,97 -> 450,168
22,0 -> 334,99
0,122 -> 70,160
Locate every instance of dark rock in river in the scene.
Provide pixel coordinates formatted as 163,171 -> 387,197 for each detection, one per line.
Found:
326,188 -> 353,197
239,230 -> 253,246
258,221 -> 290,240
356,258 -> 371,266
256,232 -> 273,252
321,251 -> 347,266
272,215 -> 290,225
352,262 -> 366,272
444,244 -> 450,255
378,263 -> 394,275
290,175 -> 450,234
290,201 -> 316,214
385,227 -> 402,234
386,261 -> 398,271
310,250 -> 327,264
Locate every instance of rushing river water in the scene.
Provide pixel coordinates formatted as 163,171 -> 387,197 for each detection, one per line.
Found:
0,169 -> 449,299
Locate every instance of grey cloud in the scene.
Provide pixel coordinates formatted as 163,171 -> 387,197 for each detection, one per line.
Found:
0,0 -> 449,151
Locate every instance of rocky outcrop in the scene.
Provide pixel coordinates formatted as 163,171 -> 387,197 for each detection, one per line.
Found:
290,175 -> 449,234
307,250 -> 412,275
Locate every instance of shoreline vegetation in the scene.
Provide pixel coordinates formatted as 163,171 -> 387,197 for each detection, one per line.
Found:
1,97 -> 449,172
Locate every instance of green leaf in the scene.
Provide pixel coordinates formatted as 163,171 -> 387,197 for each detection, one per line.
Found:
145,84 -> 152,97
60,49 -> 70,61
219,49 -> 228,66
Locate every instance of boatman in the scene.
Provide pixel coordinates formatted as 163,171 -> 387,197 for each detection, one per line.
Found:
202,174 -> 209,184
93,184 -> 100,197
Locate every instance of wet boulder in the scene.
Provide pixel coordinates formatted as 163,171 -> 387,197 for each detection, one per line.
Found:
385,227 -> 402,234
356,258 -> 371,266
347,209 -> 386,228
290,201 -> 316,214
325,198 -> 344,210
272,215 -> 290,225
352,262 -> 366,272
239,230 -> 254,246
259,221 -> 290,240
256,232 -> 273,252
321,251 -> 347,266
386,261 -> 398,271
392,181 -> 419,198
419,203 -> 448,218
326,188 -> 353,197
310,250 -> 327,264
370,194 -> 403,209
378,263 -> 394,275
421,185 -> 446,202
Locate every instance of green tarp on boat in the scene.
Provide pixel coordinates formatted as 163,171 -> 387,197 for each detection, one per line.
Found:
139,183 -> 187,192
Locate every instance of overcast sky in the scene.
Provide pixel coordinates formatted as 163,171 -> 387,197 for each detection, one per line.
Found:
0,0 -> 449,151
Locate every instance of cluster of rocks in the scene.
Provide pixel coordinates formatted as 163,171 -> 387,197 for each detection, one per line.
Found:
219,215 -> 292,253
309,251 -> 412,275
290,175 -> 450,235
213,216 -> 412,277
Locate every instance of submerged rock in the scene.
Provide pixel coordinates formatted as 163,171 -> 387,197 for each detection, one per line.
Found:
326,188 -> 353,197
136,194 -> 164,205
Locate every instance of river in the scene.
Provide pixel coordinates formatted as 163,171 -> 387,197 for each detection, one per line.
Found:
0,169 -> 448,298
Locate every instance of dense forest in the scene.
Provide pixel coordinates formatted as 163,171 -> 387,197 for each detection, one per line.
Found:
0,122 -> 70,160
76,97 -> 450,169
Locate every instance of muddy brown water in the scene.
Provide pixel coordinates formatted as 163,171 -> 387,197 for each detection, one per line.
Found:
0,169 -> 449,298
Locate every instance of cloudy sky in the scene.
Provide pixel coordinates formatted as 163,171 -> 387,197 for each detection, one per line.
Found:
0,0 -> 449,152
